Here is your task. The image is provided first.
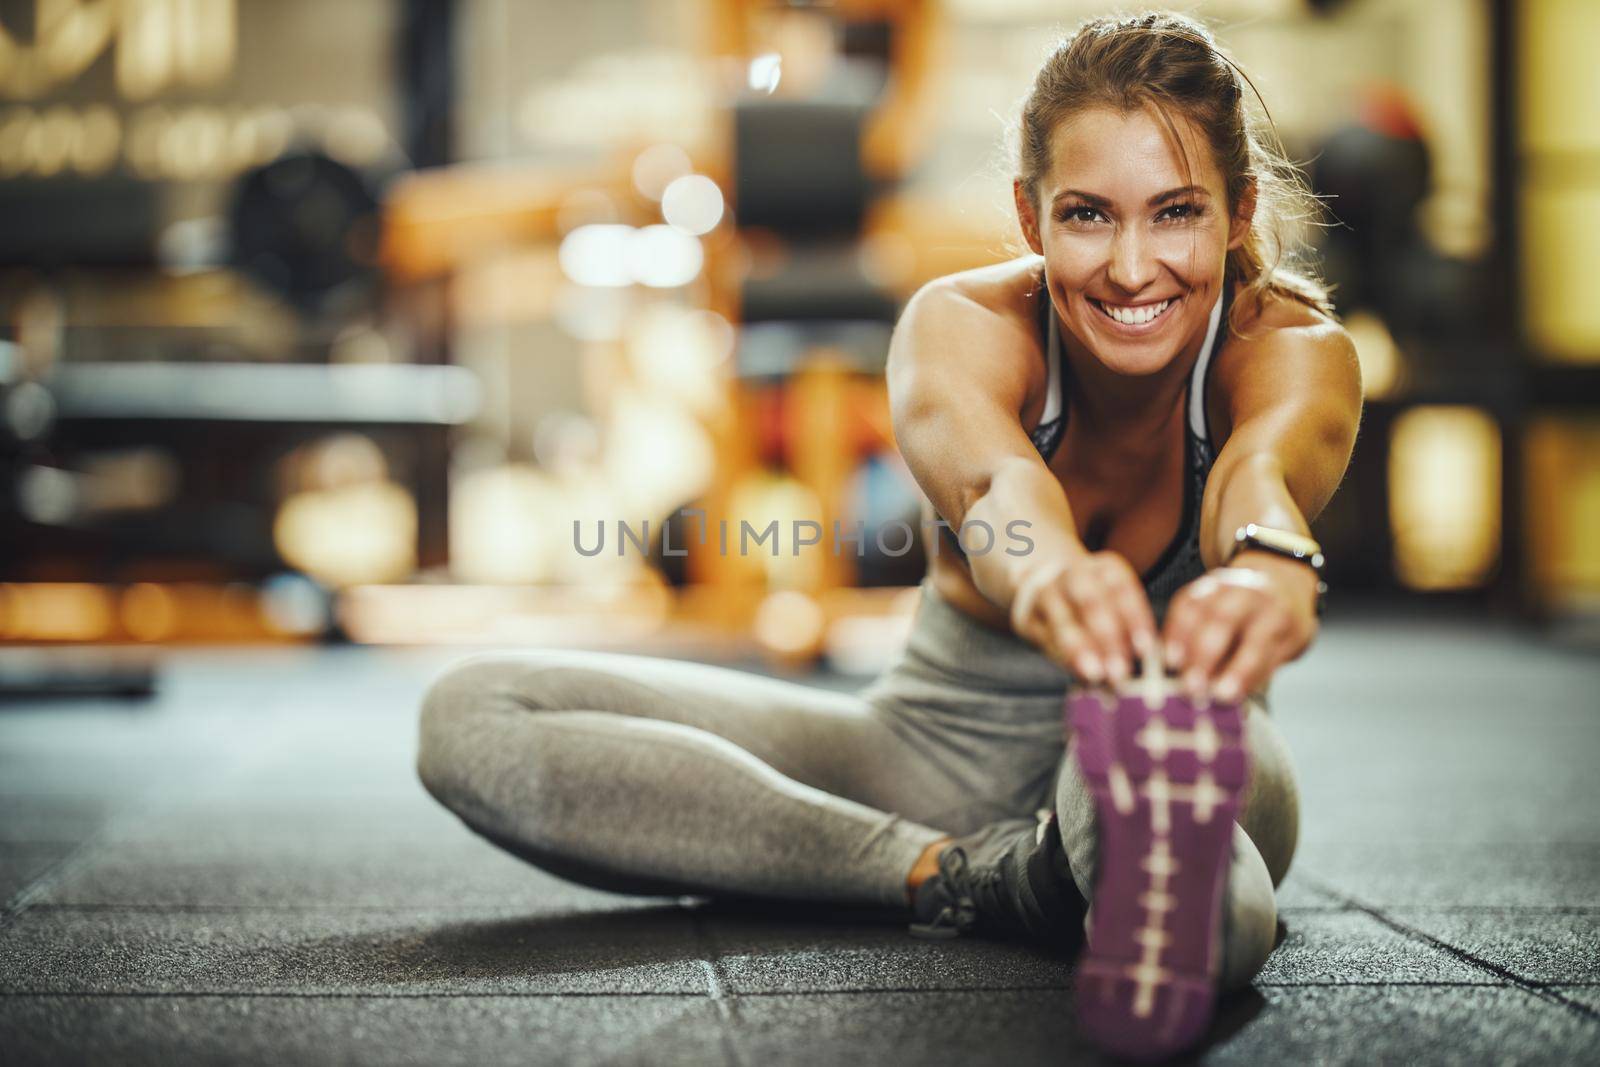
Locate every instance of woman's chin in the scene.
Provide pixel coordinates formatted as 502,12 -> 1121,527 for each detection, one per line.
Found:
1075,304 -> 1209,376
1101,352 -> 1173,378
1073,322 -> 1177,376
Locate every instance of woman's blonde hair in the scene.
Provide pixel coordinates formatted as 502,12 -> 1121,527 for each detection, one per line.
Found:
1016,10 -> 1335,330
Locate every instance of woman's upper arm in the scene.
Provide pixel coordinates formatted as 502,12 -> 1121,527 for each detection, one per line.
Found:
1214,320 -> 1363,522
885,280 -> 1044,529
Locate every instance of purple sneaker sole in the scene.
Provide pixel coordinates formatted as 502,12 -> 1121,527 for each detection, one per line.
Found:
1068,685 -> 1250,1061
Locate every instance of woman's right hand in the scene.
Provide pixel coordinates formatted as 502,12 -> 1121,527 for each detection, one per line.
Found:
1009,551 -> 1159,686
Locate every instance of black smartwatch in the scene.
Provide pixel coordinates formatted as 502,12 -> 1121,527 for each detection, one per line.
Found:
1227,523 -> 1328,618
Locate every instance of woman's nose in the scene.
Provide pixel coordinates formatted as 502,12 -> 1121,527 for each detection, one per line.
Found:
1106,226 -> 1158,294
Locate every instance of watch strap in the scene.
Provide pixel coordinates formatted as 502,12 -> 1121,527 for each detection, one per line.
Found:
1230,524 -> 1327,618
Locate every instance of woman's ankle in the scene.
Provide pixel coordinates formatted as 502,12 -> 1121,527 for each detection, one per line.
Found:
905,836 -> 953,907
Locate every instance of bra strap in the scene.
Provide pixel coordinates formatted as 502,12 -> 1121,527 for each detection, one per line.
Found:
1186,281 -> 1229,443
1041,291 -> 1062,424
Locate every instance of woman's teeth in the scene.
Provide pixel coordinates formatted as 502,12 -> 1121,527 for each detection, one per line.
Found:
1095,298 -> 1173,326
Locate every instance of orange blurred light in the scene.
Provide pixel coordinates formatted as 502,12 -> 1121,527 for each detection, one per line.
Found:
754,589 -> 825,660
121,582 -> 178,642
0,584 -> 116,641
274,483 -> 418,589
1389,406 -> 1502,590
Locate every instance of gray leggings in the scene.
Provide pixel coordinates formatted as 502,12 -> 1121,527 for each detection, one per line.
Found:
417,580 -> 1300,988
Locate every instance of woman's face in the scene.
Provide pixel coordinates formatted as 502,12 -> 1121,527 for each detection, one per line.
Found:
1016,104 -> 1252,378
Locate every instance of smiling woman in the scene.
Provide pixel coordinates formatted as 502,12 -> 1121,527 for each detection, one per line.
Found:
418,11 -> 1359,1064
882,11 -> 1359,1056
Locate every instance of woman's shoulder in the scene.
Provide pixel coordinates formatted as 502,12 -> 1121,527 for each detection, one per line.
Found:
913,255 -> 1046,328
1217,283 -> 1351,380
888,255 -> 1048,405
1226,281 -> 1343,343
1209,282 -> 1359,440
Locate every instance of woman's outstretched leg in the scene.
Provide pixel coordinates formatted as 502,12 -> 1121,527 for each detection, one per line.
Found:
416,649 -> 960,909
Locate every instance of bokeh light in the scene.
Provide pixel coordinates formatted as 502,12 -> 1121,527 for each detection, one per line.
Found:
748,53 -> 782,94
631,143 -> 692,202
661,174 -> 724,236
627,225 -> 703,289
1389,406 -> 1501,591
558,224 -> 636,288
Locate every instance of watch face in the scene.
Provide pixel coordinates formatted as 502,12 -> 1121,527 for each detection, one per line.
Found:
1242,524 -> 1323,562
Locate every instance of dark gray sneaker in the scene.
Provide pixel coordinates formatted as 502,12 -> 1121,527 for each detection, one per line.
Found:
908,810 -> 1086,948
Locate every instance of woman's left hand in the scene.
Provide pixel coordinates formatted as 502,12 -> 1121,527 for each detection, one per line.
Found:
1160,555 -> 1321,704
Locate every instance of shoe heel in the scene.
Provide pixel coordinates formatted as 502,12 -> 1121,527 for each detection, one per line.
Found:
907,920 -> 961,941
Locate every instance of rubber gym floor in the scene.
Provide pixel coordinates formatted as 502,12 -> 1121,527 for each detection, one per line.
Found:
3,610 -> 1597,1065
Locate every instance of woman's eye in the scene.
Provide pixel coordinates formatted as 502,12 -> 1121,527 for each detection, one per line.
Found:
1057,204 -> 1199,225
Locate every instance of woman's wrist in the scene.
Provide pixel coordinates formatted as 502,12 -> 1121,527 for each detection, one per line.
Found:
1006,554 -> 1074,638
968,508 -> 1083,623
1224,550 -> 1322,635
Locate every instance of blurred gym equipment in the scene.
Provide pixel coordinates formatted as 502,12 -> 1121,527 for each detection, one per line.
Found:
228,150 -> 384,324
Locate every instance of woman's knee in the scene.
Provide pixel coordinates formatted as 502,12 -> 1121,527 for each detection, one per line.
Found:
1241,702 -> 1300,887
415,651 -> 565,808
1219,825 -> 1278,993
417,655 -> 491,807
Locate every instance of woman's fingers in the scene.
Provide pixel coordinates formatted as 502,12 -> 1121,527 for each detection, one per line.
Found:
1105,562 -> 1160,666
1181,596 -> 1249,699
1211,609 -> 1288,703
1056,553 -> 1155,685
1160,575 -> 1211,672
1039,588 -> 1103,682
1161,578 -> 1249,698
1013,552 -> 1157,686
1070,583 -> 1128,680
1162,570 -> 1298,703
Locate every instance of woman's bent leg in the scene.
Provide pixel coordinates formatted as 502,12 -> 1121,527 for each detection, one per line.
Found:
1237,702 -> 1300,888
416,650 -> 955,909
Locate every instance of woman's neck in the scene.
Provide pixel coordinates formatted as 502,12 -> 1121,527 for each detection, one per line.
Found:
1059,321 -> 1209,442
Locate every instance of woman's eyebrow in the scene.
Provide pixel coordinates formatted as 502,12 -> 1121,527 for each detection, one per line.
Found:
1053,185 -> 1211,208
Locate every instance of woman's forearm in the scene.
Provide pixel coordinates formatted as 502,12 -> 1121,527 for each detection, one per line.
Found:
1200,452 -> 1312,568
962,456 -> 1086,615
1198,450 -> 1322,622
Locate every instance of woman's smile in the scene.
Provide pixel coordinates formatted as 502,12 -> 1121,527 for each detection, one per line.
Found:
1086,293 -> 1184,336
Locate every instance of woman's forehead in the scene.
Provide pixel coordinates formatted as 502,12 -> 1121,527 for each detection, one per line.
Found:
1041,105 -> 1223,201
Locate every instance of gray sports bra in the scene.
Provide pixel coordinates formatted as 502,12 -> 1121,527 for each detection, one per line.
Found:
941,279 -> 1233,606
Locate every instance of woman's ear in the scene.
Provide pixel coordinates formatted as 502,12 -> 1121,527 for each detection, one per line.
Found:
1228,179 -> 1258,251
1013,179 -> 1045,255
